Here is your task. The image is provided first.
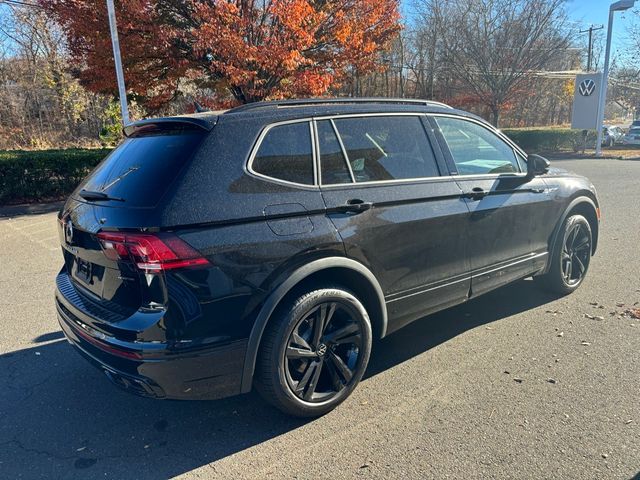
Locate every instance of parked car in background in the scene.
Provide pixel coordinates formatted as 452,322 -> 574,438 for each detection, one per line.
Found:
602,126 -> 624,147
622,127 -> 640,146
55,98 -> 600,417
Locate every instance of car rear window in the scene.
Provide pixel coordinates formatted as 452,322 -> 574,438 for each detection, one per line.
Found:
77,133 -> 204,207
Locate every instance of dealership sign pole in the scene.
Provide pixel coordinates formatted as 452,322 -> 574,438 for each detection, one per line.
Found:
595,0 -> 636,156
106,0 -> 130,126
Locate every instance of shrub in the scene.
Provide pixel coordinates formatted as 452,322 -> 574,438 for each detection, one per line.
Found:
0,148 -> 111,205
501,128 -> 596,153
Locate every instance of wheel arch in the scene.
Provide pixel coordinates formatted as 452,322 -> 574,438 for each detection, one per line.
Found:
240,257 -> 387,393
544,195 -> 599,274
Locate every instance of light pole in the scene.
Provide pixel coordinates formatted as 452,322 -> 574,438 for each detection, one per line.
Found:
106,0 -> 130,126
595,0 -> 635,156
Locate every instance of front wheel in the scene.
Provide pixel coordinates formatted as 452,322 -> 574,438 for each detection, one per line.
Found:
255,287 -> 372,417
535,214 -> 592,295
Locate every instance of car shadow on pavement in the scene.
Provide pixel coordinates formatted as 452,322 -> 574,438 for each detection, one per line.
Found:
366,278 -> 559,378
0,280 -> 558,479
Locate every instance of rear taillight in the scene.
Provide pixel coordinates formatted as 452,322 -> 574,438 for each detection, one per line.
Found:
96,232 -> 209,272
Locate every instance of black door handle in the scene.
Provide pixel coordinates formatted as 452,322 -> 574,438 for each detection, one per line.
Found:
337,199 -> 373,213
463,187 -> 488,201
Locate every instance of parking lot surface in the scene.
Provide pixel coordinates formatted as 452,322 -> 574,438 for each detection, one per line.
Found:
0,158 -> 638,479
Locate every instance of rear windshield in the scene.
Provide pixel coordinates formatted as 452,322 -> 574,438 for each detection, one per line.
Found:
77,133 -> 204,207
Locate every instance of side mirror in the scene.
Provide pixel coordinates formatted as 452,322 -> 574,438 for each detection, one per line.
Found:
526,154 -> 550,178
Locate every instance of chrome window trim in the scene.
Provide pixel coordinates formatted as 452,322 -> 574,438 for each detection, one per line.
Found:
320,175 -> 458,189
245,118 -> 319,190
245,111 -> 529,190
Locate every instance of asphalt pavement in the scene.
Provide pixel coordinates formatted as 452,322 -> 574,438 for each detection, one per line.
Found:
0,158 -> 638,479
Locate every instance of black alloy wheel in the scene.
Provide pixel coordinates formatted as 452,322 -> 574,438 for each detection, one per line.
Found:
255,287 -> 372,417
561,221 -> 591,287
284,302 -> 364,402
535,214 -> 592,295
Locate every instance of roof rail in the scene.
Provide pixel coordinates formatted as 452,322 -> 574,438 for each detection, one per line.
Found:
225,97 -> 453,114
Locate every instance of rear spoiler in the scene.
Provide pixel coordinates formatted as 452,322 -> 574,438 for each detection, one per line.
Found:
123,116 -> 217,138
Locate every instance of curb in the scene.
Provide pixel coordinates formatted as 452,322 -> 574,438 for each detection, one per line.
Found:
0,201 -> 64,218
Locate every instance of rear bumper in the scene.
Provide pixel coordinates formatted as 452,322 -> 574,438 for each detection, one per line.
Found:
56,285 -> 247,401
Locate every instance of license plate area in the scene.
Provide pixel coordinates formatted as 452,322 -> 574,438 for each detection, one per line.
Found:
75,258 -> 93,284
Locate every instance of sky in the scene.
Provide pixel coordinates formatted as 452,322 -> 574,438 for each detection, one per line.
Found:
566,0 -> 637,57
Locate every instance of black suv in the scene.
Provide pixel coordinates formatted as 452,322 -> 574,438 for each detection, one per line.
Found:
56,98 -> 599,416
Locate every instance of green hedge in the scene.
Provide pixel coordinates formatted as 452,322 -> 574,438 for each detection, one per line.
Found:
501,128 -> 596,153
0,149 -> 111,205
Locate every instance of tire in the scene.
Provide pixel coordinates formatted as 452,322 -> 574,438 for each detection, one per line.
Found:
255,286 -> 372,417
535,214 -> 592,295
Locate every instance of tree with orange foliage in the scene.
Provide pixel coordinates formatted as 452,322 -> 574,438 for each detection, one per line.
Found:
41,0 -> 401,110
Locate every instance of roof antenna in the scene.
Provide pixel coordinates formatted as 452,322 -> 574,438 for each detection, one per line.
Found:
193,100 -> 209,113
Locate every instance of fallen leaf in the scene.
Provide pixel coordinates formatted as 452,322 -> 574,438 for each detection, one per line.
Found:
513,377 -> 523,383
602,453 -> 608,459
547,378 -> 557,384
625,308 -> 640,319
625,419 -> 633,424
557,332 -> 564,337
581,341 -> 592,346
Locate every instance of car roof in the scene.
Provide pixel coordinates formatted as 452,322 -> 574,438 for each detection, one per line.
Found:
220,98 -> 472,123
124,98 -> 489,134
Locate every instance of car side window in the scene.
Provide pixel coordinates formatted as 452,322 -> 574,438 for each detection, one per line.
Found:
434,116 -> 521,175
252,122 -> 314,185
331,116 -> 440,182
317,120 -> 353,185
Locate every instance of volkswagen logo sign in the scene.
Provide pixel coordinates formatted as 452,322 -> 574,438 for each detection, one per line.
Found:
578,78 -> 596,97
65,218 -> 74,244
317,343 -> 328,356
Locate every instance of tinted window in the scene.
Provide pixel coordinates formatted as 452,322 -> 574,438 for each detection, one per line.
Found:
252,122 -> 314,185
317,120 -> 352,184
332,116 -> 439,182
434,117 -> 520,175
79,133 -> 204,207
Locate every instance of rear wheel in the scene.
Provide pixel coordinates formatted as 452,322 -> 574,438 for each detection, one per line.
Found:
255,287 -> 372,417
536,214 -> 592,295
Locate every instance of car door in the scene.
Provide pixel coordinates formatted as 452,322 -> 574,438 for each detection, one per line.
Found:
430,115 -> 552,297
316,114 -> 470,333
